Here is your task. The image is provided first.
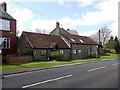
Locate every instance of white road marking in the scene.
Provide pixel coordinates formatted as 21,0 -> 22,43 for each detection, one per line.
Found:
22,74 -> 72,88
64,75 -> 72,78
112,63 -> 119,66
88,68 -> 99,72
99,66 -> 106,69
88,66 -> 106,72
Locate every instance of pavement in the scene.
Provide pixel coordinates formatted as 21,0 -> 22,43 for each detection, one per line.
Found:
2,58 -> 119,88
2,58 -> 118,76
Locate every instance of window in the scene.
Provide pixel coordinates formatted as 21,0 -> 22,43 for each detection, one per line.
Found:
78,50 -> 81,53
0,38 -> 10,49
70,38 -> 76,42
79,39 -> 84,43
60,50 -> 64,54
0,38 -> 2,49
73,50 -> 77,54
41,50 -> 46,55
0,19 -> 10,31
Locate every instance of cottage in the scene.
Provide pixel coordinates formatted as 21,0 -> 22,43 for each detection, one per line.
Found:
0,2 -> 16,55
18,31 -> 70,60
18,22 -> 98,61
61,34 -> 98,59
49,22 -> 78,36
50,22 -> 98,60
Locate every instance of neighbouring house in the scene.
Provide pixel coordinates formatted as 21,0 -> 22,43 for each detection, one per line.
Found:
0,2 -> 16,55
49,22 -> 78,36
60,34 -> 98,59
50,22 -> 98,60
18,22 -> 98,61
18,31 -> 70,60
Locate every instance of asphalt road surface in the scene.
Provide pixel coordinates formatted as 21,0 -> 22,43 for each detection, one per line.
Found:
2,58 -> 119,88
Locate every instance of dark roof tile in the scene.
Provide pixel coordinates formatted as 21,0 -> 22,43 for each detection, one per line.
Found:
0,8 -> 15,20
61,34 -> 97,45
23,31 -> 69,49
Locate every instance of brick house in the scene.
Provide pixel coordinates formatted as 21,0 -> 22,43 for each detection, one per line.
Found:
18,31 -> 70,60
0,2 -> 16,55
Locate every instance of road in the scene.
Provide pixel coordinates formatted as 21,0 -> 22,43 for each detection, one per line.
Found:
2,58 -> 119,88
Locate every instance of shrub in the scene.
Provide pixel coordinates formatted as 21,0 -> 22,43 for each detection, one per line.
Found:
103,49 -> 115,53
51,51 -> 64,61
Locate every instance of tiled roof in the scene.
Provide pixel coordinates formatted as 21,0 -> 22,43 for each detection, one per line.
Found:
67,30 -> 78,35
0,8 -> 15,20
61,34 -> 97,45
23,31 -> 69,49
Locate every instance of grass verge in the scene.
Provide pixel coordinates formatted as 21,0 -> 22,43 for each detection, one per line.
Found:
1,53 -> 120,71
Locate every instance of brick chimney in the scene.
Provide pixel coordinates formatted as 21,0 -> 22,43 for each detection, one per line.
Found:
0,2 -> 7,12
56,22 -> 60,28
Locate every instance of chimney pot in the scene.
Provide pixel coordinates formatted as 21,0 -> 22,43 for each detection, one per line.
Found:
0,2 -> 7,12
56,22 -> 60,28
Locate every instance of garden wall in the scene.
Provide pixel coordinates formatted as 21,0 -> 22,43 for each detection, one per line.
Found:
6,56 -> 33,64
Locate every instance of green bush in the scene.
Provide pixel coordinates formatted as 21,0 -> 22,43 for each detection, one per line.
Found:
51,51 -> 64,61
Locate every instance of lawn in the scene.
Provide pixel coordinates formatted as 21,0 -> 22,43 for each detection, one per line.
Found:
1,53 -> 120,71
1,64 -> 20,71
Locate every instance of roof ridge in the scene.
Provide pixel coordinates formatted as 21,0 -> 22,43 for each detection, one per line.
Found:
61,33 -> 89,38
23,31 -> 61,37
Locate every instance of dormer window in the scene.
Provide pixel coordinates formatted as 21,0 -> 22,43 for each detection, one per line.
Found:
0,19 -> 10,31
79,39 -> 84,43
70,38 -> 76,42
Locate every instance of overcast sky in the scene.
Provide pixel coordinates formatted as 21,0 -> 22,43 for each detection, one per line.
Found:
1,0 -> 119,37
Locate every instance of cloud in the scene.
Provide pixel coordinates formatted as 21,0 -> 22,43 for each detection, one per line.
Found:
78,0 -> 94,7
58,0 -> 65,5
80,0 -> 118,25
9,7 -> 33,23
30,17 -> 78,34
30,19 -> 57,33
78,29 -> 97,36
7,6 -> 34,35
2,0 -> 118,37
109,20 -> 118,36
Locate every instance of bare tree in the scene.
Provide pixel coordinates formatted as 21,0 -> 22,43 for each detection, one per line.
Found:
35,28 -> 41,33
35,28 -> 46,34
91,26 -> 112,45
16,30 -> 19,37
91,33 -> 99,44
100,26 -> 112,45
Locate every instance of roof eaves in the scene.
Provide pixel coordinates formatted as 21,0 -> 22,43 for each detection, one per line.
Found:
60,35 -> 71,48
24,34 -> 34,49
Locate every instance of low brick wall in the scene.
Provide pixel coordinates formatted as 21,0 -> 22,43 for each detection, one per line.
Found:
6,56 -> 33,64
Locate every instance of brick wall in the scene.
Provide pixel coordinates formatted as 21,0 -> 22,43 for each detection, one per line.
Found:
6,56 -> 33,64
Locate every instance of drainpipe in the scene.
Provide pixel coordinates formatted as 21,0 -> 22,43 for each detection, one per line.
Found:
70,43 -> 72,60
98,30 -> 101,54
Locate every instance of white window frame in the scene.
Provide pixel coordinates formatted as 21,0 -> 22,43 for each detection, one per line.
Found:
60,50 -> 64,54
79,39 -> 84,43
70,38 -> 76,42
41,50 -> 47,55
0,19 -> 10,31
78,50 -> 81,53
0,38 -> 10,49
73,50 -> 77,54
